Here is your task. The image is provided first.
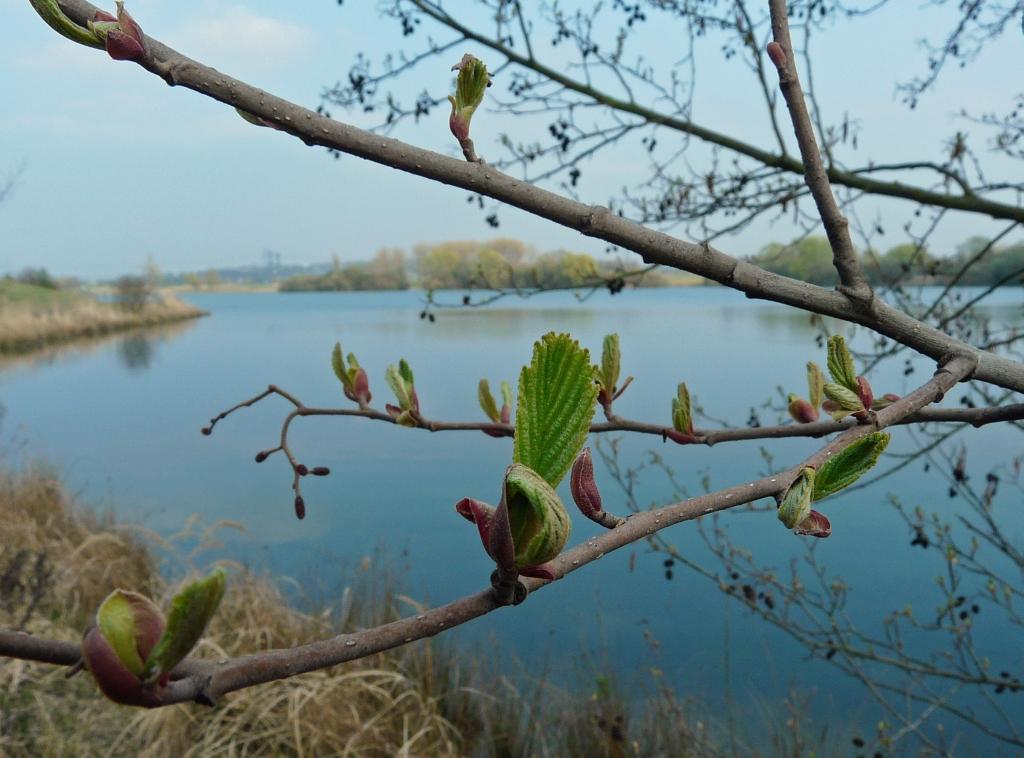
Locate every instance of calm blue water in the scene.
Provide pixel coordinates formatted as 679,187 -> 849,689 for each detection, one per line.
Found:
2,287 -> 1022,750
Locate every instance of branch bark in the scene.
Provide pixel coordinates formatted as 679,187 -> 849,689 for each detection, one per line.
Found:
0,355 -> 977,705
403,0 -> 1024,224
767,1 -> 871,299
49,0 -> 1024,393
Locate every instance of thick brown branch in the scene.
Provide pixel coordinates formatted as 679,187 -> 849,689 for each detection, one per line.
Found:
48,0 -> 1024,393
404,0 -> 1024,224
1,356 -> 977,705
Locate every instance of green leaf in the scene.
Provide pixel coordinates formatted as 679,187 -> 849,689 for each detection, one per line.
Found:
600,334 -> 621,397
672,383 -> 692,435
823,382 -> 863,411
813,432 -> 890,501
778,468 -> 815,529
807,362 -> 824,409
503,463 -> 571,568
398,358 -> 415,388
386,363 -> 411,409
96,590 -> 164,676
479,379 -> 500,422
332,343 -> 352,392
826,335 -> 858,391
29,0 -> 105,48
143,568 -> 226,681
513,332 -> 598,487
500,381 -> 513,409
453,54 -> 490,115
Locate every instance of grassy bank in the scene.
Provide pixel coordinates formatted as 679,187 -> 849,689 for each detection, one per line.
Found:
0,282 -> 206,355
0,463 -> 738,757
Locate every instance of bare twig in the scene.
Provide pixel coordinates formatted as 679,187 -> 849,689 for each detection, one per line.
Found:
48,0 -> 1024,392
0,355 -> 976,705
767,1 -> 870,300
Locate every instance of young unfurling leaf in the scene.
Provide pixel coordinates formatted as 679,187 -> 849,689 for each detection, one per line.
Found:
479,379 -> 501,423
599,333 -> 621,403
778,468 -> 815,529
513,332 -> 598,487
807,362 -> 824,409
826,335 -> 858,391
823,382 -> 864,420
813,432 -> 890,501
142,568 -> 226,682
332,343 -> 371,404
672,383 -> 693,436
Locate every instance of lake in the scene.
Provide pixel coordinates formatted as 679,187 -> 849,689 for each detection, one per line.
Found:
2,286 -> 1022,750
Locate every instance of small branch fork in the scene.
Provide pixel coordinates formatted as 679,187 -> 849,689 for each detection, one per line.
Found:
46,0 -> 1024,393
0,355 -> 981,706
766,0 -> 871,302
196,383 -> 1024,507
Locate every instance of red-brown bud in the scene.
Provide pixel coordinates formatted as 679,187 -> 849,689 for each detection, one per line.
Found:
295,464 -> 309,476
294,496 -> 305,520
570,449 -> 603,521
311,466 -> 330,476
856,376 -> 874,412
200,427 -> 212,436
94,2 -> 147,62
254,451 -> 268,463
766,41 -> 786,69
787,394 -> 819,424
794,510 -> 831,538
353,368 -> 372,405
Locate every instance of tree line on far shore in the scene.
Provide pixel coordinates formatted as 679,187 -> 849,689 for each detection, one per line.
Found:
276,235 -> 1024,292
277,238 -> 675,292
751,235 -> 1024,288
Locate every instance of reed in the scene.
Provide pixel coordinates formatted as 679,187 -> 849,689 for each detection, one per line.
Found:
0,285 -> 206,354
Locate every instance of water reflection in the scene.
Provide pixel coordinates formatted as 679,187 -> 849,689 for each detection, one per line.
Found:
116,333 -> 155,372
0,319 -> 198,376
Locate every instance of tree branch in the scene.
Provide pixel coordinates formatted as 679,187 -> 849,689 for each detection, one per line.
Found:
767,1 -> 871,299
0,355 -> 977,705
49,0 -> 1024,393
401,0 -> 1024,224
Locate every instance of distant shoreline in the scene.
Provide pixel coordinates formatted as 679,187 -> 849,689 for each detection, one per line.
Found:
0,283 -> 208,356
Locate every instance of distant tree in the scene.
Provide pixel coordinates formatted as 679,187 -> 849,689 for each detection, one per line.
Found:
13,3 -> 1024,753
143,255 -> 163,297
16,267 -> 59,290
749,237 -> 837,285
201,269 -> 222,289
113,275 -> 150,313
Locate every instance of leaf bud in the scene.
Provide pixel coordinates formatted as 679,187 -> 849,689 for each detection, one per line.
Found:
295,464 -> 309,476
254,451 -> 269,463
794,510 -> 832,538
311,466 -> 330,476
787,394 -> 819,424
294,496 -> 305,520
766,41 -> 786,69
570,448 -> 603,520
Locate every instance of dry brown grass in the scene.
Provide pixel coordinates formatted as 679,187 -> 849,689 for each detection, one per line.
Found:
0,295 -> 206,354
0,463 -> 734,757
0,465 -> 462,757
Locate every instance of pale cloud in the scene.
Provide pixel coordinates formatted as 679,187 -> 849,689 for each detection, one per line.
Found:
170,6 -> 314,71
17,39 -> 120,74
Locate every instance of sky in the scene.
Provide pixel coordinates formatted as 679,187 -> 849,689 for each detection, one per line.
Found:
1,0 -> 1021,279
